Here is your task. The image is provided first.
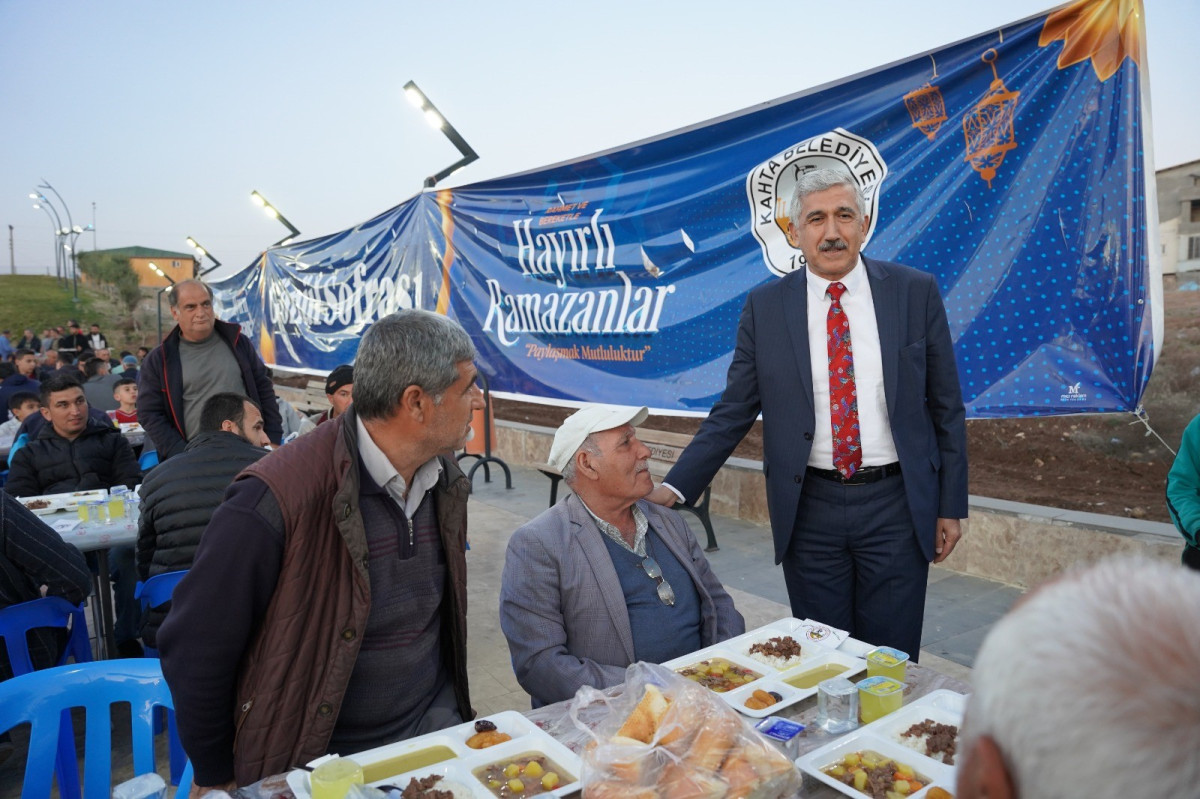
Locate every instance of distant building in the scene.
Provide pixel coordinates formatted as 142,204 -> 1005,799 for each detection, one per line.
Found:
1157,158 -> 1200,280
86,246 -> 199,288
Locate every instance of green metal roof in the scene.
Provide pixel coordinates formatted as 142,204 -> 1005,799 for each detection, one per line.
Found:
91,246 -> 197,260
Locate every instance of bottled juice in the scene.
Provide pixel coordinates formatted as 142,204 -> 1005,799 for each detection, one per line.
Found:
865,646 -> 909,681
857,676 -> 905,723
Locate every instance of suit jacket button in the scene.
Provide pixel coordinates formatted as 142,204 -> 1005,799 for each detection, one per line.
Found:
794,475 -> 802,483
804,432 -> 813,441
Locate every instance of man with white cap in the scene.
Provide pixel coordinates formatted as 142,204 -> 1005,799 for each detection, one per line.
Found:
500,403 -> 744,707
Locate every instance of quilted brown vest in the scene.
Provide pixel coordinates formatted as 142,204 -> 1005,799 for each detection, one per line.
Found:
227,409 -> 472,785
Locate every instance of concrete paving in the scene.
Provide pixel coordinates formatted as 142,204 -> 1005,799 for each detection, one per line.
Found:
0,462 -> 1012,791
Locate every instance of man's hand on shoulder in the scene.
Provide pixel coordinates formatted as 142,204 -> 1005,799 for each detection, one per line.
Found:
646,485 -> 679,507
933,517 -> 962,563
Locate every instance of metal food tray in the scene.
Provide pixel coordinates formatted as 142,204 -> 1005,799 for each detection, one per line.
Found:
661,618 -> 867,718
796,689 -> 967,798
286,710 -> 582,799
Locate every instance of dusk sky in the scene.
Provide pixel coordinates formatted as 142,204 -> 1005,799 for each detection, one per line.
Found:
3,0 -> 1194,280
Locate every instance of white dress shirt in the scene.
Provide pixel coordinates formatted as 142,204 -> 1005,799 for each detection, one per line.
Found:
356,415 -> 442,517
807,258 -> 898,468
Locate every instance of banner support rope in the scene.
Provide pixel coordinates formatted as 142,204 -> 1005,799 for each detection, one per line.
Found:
1129,406 -> 1176,457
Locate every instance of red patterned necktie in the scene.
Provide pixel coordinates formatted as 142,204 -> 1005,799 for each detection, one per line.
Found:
826,281 -> 861,478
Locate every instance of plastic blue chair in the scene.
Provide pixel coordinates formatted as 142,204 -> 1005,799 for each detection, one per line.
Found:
0,596 -> 94,797
134,570 -> 188,658
0,595 -> 93,675
0,660 -> 192,798
134,569 -> 189,783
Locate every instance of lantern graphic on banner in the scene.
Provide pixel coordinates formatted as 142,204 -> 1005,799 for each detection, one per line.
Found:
963,48 -> 1020,188
903,57 -> 946,140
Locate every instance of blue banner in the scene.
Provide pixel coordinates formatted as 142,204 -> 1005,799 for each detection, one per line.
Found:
212,0 -> 1160,418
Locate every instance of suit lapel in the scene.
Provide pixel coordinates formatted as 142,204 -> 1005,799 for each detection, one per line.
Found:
567,496 -> 636,663
782,273 -> 815,404
865,256 -> 900,419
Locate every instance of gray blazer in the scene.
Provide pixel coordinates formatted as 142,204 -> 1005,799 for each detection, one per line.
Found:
499,494 -> 744,707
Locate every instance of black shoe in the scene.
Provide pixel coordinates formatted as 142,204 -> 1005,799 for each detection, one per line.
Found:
117,639 -> 145,658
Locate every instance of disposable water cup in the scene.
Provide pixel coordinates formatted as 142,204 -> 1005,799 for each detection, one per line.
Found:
310,758 -> 364,799
817,676 -> 860,733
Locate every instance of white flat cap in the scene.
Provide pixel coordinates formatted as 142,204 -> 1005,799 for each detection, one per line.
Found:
548,404 -> 650,472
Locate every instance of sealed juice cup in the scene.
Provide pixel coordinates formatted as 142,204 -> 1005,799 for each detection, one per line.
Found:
858,676 -> 905,723
865,646 -> 909,681
310,757 -> 364,799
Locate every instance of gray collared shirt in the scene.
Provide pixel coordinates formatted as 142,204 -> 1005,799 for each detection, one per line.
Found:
578,498 -> 649,557
355,416 -> 442,517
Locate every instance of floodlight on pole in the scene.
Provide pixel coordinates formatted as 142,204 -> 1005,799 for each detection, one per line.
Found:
38,180 -> 79,301
150,261 -> 177,340
185,236 -> 222,276
30,193 -> 65,282
32,202 -> 62,282
402,80 -> 479,188
249,190 -> 301,246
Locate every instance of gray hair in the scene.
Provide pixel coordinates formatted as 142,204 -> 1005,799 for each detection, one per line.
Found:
351,310 -> 477,421
962,556 -> 1200,798
167,279 -> 214,308
561,434 -> 602,486
786,167 -> 866,229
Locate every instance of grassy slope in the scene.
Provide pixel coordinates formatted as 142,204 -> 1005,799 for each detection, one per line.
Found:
0,275 -> 97,335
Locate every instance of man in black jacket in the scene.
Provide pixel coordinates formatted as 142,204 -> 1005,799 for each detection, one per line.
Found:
137,280 -> 282,461
4,375 -> 140,497
4,374 -> 143,655
136,392 -> 269,646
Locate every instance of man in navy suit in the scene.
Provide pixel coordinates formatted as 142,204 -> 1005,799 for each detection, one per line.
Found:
649,167 -> 967,659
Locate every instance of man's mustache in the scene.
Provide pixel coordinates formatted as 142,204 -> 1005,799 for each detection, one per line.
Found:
818,239 -> 849,252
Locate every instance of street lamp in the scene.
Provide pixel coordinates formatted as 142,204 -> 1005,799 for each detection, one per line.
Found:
185,236 -> 222,276
249,191 -> 301,247
37,181 -> 80,301
403,80 -> 479,188
30,199 -> 63,283
149,262 -> 177,340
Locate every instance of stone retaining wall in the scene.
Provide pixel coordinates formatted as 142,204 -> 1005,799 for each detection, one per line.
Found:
494,419 -> 1185,589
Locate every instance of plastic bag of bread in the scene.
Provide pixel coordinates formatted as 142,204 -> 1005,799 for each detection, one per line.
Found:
569,662 -> 801,799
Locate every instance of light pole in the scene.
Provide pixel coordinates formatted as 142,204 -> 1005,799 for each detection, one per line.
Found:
30,193 -> 65,282
403,80 -> 479,188
149,262 -> 177,341
60,226 -> 84,301
249,191 -> 301,247
185,236 -> 223,276
31,200 -> 63,283
38,181 -> 80,301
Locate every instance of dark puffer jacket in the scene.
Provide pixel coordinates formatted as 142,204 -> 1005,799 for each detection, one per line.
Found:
136,430 -> 268,646
4,417 -> 140,497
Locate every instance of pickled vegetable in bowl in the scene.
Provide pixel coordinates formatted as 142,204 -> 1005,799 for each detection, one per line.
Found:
675,657 -> 762,692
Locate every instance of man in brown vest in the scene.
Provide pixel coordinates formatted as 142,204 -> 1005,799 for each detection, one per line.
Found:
159,310 -> 484,791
